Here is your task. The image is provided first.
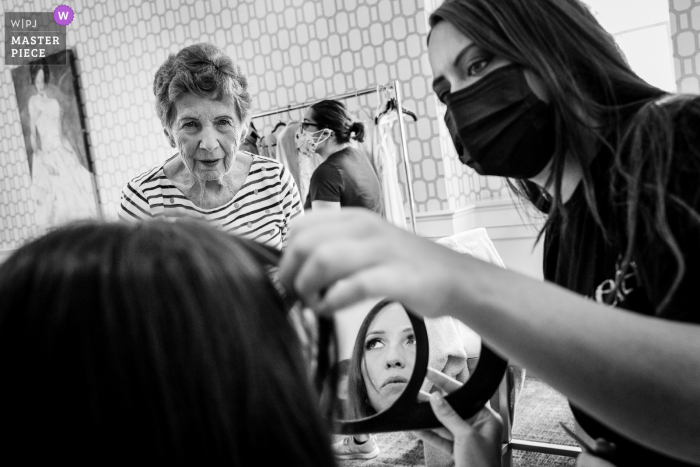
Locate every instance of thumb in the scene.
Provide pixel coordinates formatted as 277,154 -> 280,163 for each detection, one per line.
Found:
429,392 -> 471,436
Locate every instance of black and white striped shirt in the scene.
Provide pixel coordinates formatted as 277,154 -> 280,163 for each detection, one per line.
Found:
119,153 -> 303,249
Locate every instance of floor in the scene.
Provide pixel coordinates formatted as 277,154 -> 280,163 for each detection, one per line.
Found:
337,376 -> 578,467
511,376 -> 577,466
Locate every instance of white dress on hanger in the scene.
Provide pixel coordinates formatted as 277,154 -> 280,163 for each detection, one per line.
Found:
298,150 -> 323,204
373,112 -> 407,230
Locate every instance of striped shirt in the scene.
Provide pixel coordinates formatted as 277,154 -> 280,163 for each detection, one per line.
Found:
119,153 -> 303,249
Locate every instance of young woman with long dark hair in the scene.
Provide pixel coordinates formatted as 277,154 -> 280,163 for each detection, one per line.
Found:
280,0 -> 700,465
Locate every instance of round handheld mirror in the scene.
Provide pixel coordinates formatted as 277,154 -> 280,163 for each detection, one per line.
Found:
247,243 -> 507,435
325,299 -> 507,434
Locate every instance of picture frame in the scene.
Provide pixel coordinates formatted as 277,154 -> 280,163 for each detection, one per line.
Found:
10,48 -> 101,232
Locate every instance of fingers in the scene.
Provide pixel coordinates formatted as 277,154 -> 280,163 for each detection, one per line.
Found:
593,439 -> 616,455
279,210 -> 390,306
469,406 -> 503,444
317,264 -> 404,313
432,426 -> 455,441
428,392 -> 473,437
292,240 -> 382,311
412,430 -> 454,455
427,368 -> 464,394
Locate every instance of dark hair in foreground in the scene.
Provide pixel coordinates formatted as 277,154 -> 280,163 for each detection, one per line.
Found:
431,0 -> 700,314
310,99 -> 366,143
0,221 -> 335,465
347,299 -> 393,419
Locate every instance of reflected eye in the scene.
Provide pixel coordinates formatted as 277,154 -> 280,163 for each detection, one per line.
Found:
406,334 -> 416,346
365,338 -> 385,350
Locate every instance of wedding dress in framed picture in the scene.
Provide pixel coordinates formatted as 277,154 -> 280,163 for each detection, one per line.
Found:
11,49 -> 100,233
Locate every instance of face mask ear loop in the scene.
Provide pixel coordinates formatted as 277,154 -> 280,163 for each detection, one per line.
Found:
313,129 -> 332,149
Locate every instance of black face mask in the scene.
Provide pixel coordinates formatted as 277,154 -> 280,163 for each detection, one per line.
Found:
443,64 -> 556,179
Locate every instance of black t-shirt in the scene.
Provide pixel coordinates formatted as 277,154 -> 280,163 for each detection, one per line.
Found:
304,146 -> 384,215
543,96 -> 700,466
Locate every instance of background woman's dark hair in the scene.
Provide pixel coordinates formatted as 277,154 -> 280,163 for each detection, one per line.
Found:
346,299 -> 394,419
29,60 -> 50,85
430,0 -> 700,314
0,221 -> 335,466
310,99 -> 365,143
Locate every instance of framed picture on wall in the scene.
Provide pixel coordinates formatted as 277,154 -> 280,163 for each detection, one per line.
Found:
11,49 -> 101,233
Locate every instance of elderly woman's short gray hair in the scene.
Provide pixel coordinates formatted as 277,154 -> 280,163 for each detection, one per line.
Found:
153,43 -> 252,131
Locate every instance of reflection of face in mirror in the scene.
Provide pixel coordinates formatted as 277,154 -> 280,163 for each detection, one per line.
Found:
347,300 -> 415,419
363,303 -> 416,411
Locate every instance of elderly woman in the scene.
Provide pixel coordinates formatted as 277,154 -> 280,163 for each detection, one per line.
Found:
119,43 -> 302,248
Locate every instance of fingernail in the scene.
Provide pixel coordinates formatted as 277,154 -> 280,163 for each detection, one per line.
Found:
430,392 -> 445,405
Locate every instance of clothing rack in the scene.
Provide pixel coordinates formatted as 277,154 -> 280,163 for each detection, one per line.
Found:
250,80 -> 418,235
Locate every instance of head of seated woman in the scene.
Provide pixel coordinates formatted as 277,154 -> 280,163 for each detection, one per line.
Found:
0,220 -> 334,464
154,43 -> 252,181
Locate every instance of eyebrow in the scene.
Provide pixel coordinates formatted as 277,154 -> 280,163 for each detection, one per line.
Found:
366,327 -> 413,337
177,114 -> 235,122
431,43 -> 477,91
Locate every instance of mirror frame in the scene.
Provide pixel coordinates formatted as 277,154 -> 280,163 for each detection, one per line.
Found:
334,308 -> 507,434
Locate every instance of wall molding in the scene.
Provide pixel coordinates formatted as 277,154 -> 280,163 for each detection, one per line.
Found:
414,198 -> 545,241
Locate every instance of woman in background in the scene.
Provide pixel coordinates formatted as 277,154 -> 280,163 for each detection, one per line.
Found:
297,100 -> 383,214
120,43 -> 301,249
0,221 -> 334,465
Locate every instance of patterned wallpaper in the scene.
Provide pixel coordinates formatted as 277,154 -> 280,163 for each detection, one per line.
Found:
422,0 -> 510,210
670,0 -> 700,93
1,0 -> 698,250
0,0 -> 451,250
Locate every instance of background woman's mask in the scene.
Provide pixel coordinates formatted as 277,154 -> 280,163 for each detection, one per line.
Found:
295,128 -> 332,159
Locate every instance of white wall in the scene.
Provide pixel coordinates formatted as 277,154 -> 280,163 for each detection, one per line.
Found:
583,0 -> 676,92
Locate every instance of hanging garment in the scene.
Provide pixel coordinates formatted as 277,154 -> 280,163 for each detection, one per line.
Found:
297,145 -> 323,204
262,122 -> 286,161
373,112 -> 407,229
276,121 -> 302,190
256,135 -> 269,159
239,125 -> 260,155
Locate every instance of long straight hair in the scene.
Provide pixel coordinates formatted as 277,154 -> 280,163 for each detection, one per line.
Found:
0,221 -> 336,465
430,0 -> 700,313
346,299 -> 393,419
